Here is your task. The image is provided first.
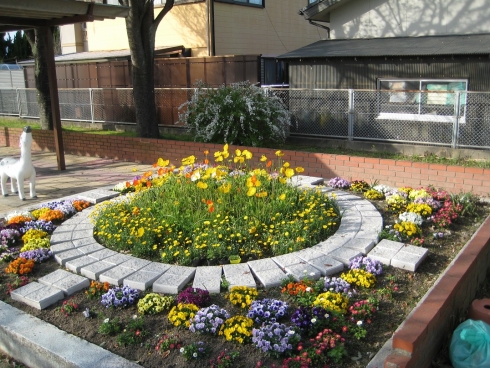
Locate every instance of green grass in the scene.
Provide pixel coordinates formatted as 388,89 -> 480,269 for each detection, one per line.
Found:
1,117 -> 488,168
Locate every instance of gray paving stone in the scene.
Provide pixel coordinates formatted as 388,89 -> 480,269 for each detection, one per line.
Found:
272,253 -> 305,268
50,241 -> 75,254
343,238 -> 376,254
314,236 -> 350,254
367,240 -> 405,265
247,258 -> 287,288
74,223 -> 94,231
354,230 -> 380,243
295,250 -> 344,276
88,248 -> 118,261
52,224 -> 77,233
10,282 -> 64,310
192,266 -> 222,294
50,232 -> 73,245
327,247 -> 363,265
38,269 -> 90,296
222,263 -> 256,290
54,248 -> 85,266
77,242 -> 105,254
288,175 -> 324,187
80,261 -> 116,280
71,230 -> 92,240
118,257 -> 151,271
124,269 -> 168,291
337,222 -> 361,232
102,253 -> 133,265
99,267 -> 137,286
152,266 -> 196,294
72,237 -> 97,248
65,255 -> 99,273
391,245 -> 428,272
77,189 -> 120,203
356,203 -> 377,211
285,263 -> 322,281
138,262 -> 172,274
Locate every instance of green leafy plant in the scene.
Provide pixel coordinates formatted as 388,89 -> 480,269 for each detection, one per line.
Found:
179,81 -> 292,147
116,317 -> 148,346
98,317 -> 123,336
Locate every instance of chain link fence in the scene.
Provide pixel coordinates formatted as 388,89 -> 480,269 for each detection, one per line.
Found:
0,87 -> 489,149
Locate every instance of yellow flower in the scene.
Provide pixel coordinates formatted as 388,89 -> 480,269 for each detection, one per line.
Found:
156,158 -> 169,167
247,187 -> 257,197
278,193 -> 286,200
197,181 -> 208,189
295,166 -> 305,173
218,183 -> 231,193
137,227 -> 145,237
275,150 -> 284,157
182,155 -> 196,166
284,168 -> 295,178
260,155 -> 267,162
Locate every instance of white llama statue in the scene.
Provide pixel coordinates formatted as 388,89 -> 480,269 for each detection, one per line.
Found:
0,126 -> 37,200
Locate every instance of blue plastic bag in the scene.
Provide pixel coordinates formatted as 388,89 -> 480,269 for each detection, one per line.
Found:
450,319 -> 490,368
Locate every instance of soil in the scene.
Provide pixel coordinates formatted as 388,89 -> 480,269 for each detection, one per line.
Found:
1,199 -> 489,368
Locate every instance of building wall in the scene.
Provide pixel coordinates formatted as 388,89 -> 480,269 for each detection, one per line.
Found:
60,24 -> 85,54
214,0 -> 328,56
330,0 -> 490,39
61,1 -> 327,57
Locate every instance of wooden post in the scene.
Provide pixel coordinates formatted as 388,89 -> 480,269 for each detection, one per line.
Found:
40,26 -> 65,170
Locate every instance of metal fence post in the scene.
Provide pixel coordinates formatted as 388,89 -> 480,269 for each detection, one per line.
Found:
348,89 -> 354,141
16,88 -> 22,118
452,91 -> 460,149
89,88 -> 94,124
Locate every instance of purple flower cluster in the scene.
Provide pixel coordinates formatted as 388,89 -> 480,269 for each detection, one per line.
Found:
290,306 -> 330,334
349,256 -> 383,276
247,298 -> 288,324
177,287 -> 210,307
0,228 -> 21,246
189,304 -> 230,335
101,285 -> 140,308
0,247 -> 19,262
324,276 -> 352,294
20,220 -> 56,235
252,322 -> 300,358
414,197 -> 442,210
43,200 -> 77,217
328,177 -> 350,189
19,248 -> 53,263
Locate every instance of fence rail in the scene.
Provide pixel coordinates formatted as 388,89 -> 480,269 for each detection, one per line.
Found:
1,88 -> 489,149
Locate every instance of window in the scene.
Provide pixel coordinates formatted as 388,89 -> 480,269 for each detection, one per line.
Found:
216,0 -> 264,6
377,78 -> 467,123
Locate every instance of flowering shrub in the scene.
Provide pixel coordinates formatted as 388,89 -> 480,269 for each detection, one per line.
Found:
168,303 -> 199,328
58,299 -> 78,316
137,293 -> 174,315
218,315 -> 254,344
31,208 -> 50,220
19,248 -> 53,263
98,317 -> 123,335
116,317 -> 148,346
323,277 -> 352,294
7,215 -> 34,225
72,199 -> 91,212
408,189 -> 431,200
227,286 -> 259,309
5,257 -> 35,275
285,329 -> 347,367
349,256 -> 383,276
210,350 -> 240,368
398,211 -> 424,226
348,299 -> 378,325
373,184 -> 392,194
0,247 -> 19,262
406,203 -> 433,217
281,279 -> 318,306
327,177 -> 350,189
20,238 -> 50,252
155,332 -> 182,353
85,280 -> 110,299
364,189 -> 385,200
21,229 -> 48,243
349,180 -> 370,193
340,269 -> 376,289
0,228 -> 21,247
180,341 -> 210,361
100,285 -> 140,308
37,209 -> 64,222
247,298 -> 289,324
386,194 -> 407,213
411,237 -> 426,246
252,322 -> 300,358
431,200 -> 462,228
189,304 -> 230,335
312,292 -> 349,313
179,81 -> 292,147
6,275 -> 29,294
393,221 -> 421,240
177,287 -> 210,307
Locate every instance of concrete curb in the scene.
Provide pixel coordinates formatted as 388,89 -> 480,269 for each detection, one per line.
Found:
0,300 -> 141,368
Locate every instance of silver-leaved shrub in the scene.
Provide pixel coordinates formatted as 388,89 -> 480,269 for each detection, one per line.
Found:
179,81 -> 292,147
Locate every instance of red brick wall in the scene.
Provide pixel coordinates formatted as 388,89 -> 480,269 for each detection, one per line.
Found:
1,127 -> 489,197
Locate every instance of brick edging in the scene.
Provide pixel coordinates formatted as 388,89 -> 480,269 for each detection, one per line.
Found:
384,214 -> 490,368
0,127 -> 488,197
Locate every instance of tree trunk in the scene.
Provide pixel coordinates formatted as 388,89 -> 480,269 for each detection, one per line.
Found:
122,0 -> 174,138
25,29 -> 53,130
